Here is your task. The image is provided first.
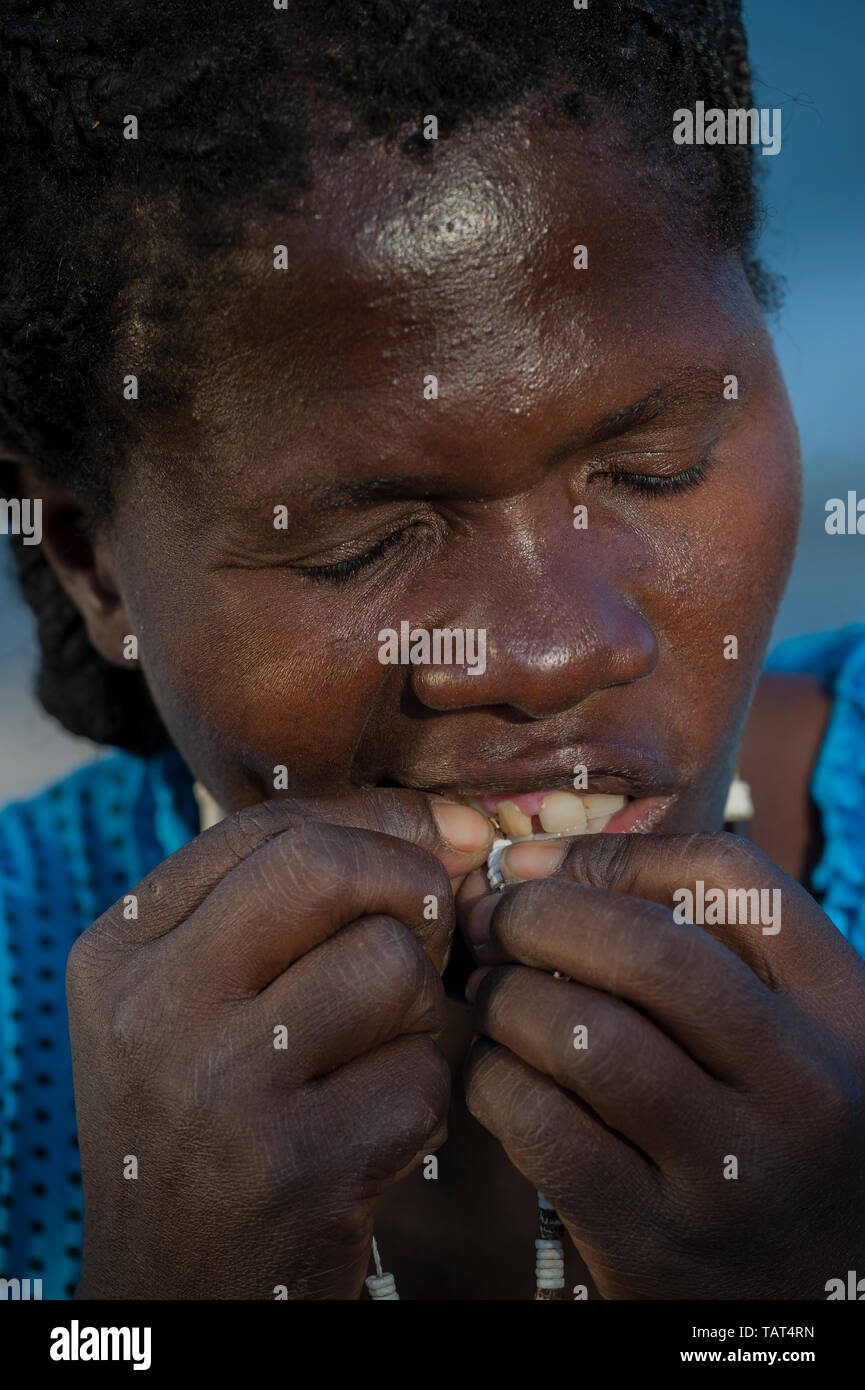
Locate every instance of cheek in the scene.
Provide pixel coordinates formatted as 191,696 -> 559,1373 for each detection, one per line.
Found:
127,565 -> 400,795
694,414 -> 800,660
643,420 -> 800,772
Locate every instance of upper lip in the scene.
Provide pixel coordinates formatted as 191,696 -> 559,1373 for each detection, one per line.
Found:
377,743 -> 678,802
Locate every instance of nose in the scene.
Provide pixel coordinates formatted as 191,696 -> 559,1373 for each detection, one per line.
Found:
409,527 -> 658,719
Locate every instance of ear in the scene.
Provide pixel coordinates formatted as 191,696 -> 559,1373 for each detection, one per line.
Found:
13,462 -> 137,670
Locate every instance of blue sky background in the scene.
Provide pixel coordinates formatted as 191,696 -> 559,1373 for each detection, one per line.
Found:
1,0 -> 862,797
744,0 -> 864,638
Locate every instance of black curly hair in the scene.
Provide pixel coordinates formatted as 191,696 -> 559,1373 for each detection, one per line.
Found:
0,0 -> 776,756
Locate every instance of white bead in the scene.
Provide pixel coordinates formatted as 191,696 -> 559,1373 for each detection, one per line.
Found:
536,1275 -> 566,1289
366,1272 -> 399,1300
724,775 -> 754,821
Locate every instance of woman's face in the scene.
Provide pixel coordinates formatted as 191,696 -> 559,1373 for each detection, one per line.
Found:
93,100 -> 801,832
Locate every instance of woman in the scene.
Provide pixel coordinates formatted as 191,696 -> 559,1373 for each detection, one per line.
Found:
1,0 -> 863,1300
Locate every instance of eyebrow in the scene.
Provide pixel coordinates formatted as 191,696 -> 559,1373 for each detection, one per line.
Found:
253,368 -> 736,515
554,367 -> 735,459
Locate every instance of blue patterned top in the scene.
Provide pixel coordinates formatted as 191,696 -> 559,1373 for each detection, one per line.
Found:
2,625 -> 865,1298
766,624 -> 865,957
0,749 -> 198,1298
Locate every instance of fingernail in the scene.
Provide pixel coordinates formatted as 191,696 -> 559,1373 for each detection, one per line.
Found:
432,801 -> 494,853
464,893 -> 498,949
455,868 -> 490,913
501,838 -> 568,880
465,967 -> 491,1004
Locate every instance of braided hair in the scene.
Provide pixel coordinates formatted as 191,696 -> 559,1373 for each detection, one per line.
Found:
0,0 -> 777,755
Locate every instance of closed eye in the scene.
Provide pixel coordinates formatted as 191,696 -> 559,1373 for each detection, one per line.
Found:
291,526 -> 411,584
596,457 -> 713,495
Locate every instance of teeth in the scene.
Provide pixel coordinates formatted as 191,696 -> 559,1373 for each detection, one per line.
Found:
580,793 -> 627,819
538,792 -> 588,835
479,792 -> 629,840
496,800 -> 534,838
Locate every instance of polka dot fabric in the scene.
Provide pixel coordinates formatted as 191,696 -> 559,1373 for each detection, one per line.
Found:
0,748 -> 198,1298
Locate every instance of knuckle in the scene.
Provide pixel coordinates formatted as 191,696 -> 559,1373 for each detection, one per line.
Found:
565,1000 -> 629,1087
804,1053 -> 865,1140
634,915 -> 701,993
392,1034 -> 451,1131
368,919 -> 445,1031
107,974 -> 167,1073
421,847 -> 452,902
65,913 -> 121,1005
65,926 -> 93,997
241,819 -> 353,911
379,789 -> 438,852
274,819 -> 348,896
566,831 -> 640,891
476,962 -> 521,1022
353,1036 -> 450,1186
493,878 -> 562,948
406,944 -> 446,1033
494,1068 -> 558,1155
697,830 -> 769,883
217,800 -> 293,860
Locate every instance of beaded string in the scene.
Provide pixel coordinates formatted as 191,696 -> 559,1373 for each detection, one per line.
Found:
491,827 -> 572,1299
534,1193 -> 566,1298
367,824 -> 572,1301
365,1235 -> 399,1300
366,1192 -> 565,1300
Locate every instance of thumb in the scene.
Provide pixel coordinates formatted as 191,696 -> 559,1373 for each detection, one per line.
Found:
203,786 -> 495,890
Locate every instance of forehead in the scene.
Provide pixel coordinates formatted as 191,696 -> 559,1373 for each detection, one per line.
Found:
147,99 -> 758,503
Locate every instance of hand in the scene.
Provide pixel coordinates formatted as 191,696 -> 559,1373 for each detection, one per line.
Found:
67,790 -> 493,1299
460,832 -> 865,1299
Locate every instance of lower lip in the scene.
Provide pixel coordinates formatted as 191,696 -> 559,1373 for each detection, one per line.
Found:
463,791 -> 672,835
604,795 -> 671,833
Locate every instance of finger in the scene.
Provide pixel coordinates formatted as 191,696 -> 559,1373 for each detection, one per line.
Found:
478,830 -> 847,999
465,876 -> 799,1084
464,1036 -> 657,1239
314,1032 -> 451,1193
95,789 -> 493,946
472,964 -> 722,1167
159,819 -> 458,992
252,915 -> 447,1082
455,865 -> 491,918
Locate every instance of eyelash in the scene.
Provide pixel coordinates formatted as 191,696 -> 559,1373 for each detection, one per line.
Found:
296,459 -> 712,584
294,526 -> 409,585
600,458 -> 711,495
